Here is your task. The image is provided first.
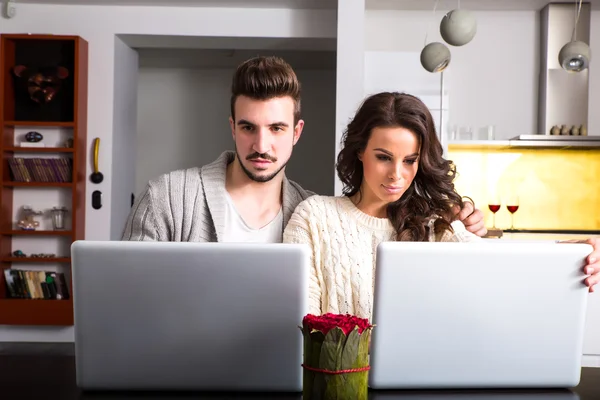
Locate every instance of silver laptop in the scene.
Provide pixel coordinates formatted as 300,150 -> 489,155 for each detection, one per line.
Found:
369,241 -> 591,390
71,241 -> 310,392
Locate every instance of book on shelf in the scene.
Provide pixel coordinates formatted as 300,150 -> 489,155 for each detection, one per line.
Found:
7,157 -> 72,183
3,269 -> 70,300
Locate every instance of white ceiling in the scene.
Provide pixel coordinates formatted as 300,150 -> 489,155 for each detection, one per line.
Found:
366,0 -> 600,11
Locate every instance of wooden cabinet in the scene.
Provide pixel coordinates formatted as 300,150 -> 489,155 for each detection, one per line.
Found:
0,34 -> 88,326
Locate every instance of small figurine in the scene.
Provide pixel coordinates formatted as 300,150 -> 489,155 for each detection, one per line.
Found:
12,250 -> 26,258
17,205 -> 43,231
25,131 -> 43,142
571,125 -> 580,136
13,65 -> 69,104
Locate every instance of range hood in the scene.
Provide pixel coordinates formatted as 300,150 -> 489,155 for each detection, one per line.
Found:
512,2 -> 593,145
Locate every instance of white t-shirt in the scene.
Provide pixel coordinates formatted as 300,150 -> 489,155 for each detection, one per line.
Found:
221,192 -> 283,243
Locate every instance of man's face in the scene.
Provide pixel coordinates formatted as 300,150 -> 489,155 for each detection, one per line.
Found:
229,95 -> 304,183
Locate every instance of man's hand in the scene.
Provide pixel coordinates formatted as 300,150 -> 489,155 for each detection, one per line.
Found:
452,198 -> 487,237
559,238 -> 600,293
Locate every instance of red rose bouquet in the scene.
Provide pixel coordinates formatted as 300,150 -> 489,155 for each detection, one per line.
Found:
300,313 -> 373,400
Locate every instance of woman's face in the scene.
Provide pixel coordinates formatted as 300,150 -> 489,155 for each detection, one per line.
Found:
358,126 -> 420,211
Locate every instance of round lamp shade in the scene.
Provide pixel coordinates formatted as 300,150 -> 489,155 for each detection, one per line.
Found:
420,42 -> 451,73
440,9 -> 477,46
558,40 -> 591,72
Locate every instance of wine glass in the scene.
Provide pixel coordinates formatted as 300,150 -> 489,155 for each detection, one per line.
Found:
506,195 -> 520,230
487,194 -> 501,230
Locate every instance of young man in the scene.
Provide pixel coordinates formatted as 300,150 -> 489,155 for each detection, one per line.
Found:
121,55 -> 486,243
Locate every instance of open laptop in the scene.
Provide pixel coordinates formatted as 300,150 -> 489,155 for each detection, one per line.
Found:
71,240 -> 310,392
369,241 -> 592,390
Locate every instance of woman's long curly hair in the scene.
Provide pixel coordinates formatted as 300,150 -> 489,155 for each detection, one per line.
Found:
336,92 -> 463,241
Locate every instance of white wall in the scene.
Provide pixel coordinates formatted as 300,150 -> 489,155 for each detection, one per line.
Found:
334,0 -> 366,196
136,64 -> 336,196
588,12 -> 600,136
365,9 -> 600,139
111,37 -> 139,240
0,3 -> 335,341
365,10 -> 539,140
136,68 -> 232,194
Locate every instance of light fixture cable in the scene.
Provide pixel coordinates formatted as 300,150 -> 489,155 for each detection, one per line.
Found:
571,0 -> 583,42
424,0 -> 441,47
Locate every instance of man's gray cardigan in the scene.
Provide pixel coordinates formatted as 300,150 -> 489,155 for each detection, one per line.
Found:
121,151 -> 314,242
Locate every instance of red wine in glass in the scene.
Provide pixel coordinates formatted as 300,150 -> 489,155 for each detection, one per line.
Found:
488,204 -> 500,229
506,202 -> 519,229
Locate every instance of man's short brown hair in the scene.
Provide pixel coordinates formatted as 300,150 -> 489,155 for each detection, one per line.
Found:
230,56 -> 301,124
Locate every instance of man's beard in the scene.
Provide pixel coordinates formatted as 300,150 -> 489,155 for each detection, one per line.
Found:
236,150 -> 289,183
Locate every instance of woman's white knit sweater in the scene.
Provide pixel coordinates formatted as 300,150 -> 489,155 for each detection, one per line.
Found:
283,195 -> 480,321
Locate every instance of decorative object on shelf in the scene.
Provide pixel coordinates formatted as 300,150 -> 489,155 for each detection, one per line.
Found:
300,313 -> 373,400
49,206 -> 68,230
440,9 -> 477,47
64,137 -> 74,148
12,65 -> 70,104
12,250 -> 26,258
19,130 -> 46,147
30,253 -> 56,258
16,205 -> 43,230
558,0 -> 590,72
580,124 -> 587,136
571,125 -> 580,136
25,131 -> 43,142
550,125 -> 560,135
90,137 -> 104,184
561,125 -> 570,135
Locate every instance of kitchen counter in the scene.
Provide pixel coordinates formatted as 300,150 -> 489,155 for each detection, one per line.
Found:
483,231 -> 600,241
501,232 -> 600,241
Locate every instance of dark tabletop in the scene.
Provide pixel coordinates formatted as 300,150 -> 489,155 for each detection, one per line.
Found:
1,343 -> 599,400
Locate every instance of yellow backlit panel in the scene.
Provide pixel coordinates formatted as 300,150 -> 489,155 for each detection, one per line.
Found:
447,147 -> 600,230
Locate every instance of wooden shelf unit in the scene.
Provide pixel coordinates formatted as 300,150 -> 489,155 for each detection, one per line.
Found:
1,230 -> 74,236
3,147 -> 75,153
0,34 -> 88,326
2,257 -> 71,263
3,121 -> 75,127
0,298 -> 74,326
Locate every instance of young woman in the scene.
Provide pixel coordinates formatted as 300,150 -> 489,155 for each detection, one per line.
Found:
283,92 -> 481,321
